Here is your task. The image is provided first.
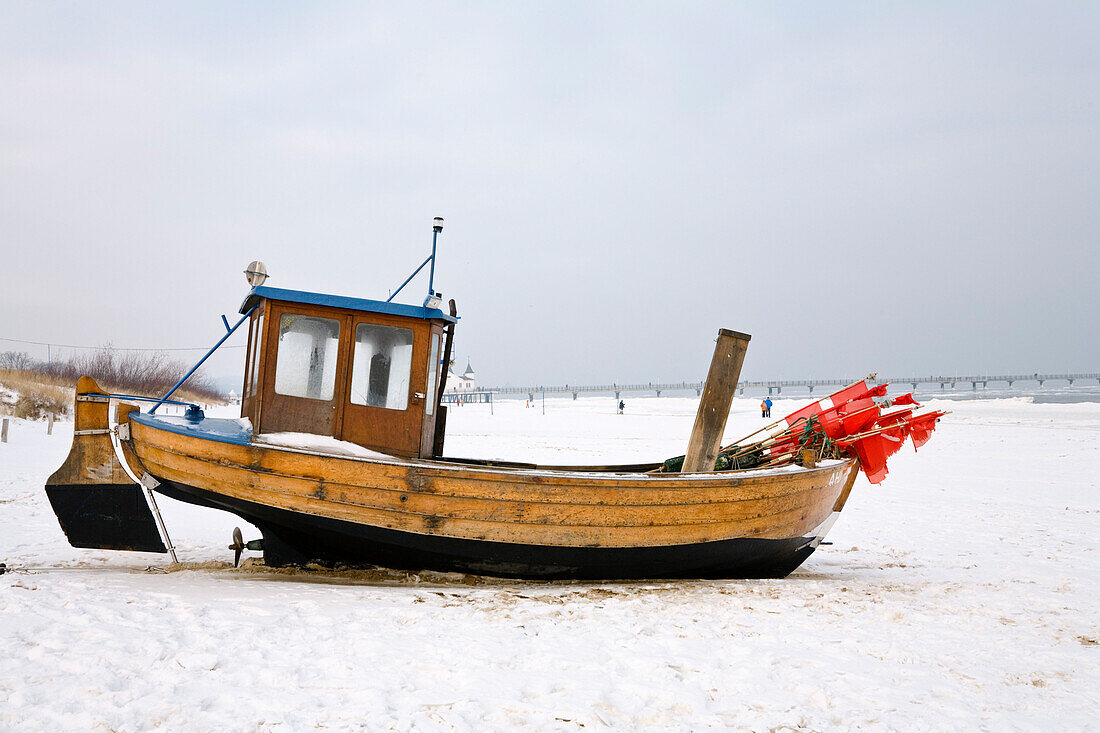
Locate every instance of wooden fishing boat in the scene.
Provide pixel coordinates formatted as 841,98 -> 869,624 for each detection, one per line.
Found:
118,414 -> 858,579
45,225 -> 866,579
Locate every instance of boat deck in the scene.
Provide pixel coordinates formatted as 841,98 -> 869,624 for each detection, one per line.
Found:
128,413 -> 781,476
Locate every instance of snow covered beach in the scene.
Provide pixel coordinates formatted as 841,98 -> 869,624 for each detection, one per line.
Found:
1,395 -> 1097,731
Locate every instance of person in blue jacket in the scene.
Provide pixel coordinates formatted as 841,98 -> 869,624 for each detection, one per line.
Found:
764,397 -> 773,418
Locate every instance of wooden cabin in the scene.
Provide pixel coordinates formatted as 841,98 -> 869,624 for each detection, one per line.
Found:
238,286 -> 457,458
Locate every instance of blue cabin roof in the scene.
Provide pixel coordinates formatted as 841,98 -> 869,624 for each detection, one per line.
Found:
240,286 -> 457,323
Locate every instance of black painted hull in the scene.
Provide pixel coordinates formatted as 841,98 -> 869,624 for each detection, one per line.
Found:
45,484 -> 167,554
153,477 -> 823,580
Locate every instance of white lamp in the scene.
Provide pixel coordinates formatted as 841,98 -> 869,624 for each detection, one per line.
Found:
244,261 -> 268,287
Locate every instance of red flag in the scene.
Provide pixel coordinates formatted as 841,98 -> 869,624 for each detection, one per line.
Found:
768,382 -> 866,454
835,384 -> 888,435
836,397 -> 880,436
887,393 -> 920,407
908,411 -> 945,450
868,384 -> 890,399
769,381 -> 892,456
838,434 -> 891,484
779,381 -> 888,439
880,427 -> 909,460
874,409 -> 913,459
876,408 -> 914,427
780,382 -> 870,427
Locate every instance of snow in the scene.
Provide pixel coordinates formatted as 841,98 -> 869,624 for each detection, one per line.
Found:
2,394 -> 1098,730
252,430 -> 399,460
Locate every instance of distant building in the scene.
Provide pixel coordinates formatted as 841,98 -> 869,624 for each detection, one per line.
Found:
449,360 -> 477,391
228,389 -> 240,405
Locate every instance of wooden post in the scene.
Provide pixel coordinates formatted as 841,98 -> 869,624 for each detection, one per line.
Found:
682,329 -> 751,473
47,413 -> 54,435
1,418 -> 8,443
802,449 -> 817,468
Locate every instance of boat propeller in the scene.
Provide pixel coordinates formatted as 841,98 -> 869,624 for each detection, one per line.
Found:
228,527 -> 264,567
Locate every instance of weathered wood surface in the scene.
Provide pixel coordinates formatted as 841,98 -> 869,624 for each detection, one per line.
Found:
125,416 -> 857,549
44,386 -> 166,553
419,324 -> 446,458
682,329 -> 751,473
46,376 -> 130,486
249,298 -> 450,459
832,459 -> 860,512
257,300 -> 351,439
338,307 -> 431,457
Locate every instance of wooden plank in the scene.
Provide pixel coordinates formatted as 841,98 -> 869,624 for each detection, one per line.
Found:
134,440 -> 839,527
682,329 -> 751,473
128,419 -> 856,547
131,418 -> 855,506
46,376 -> 131,487
136,447 -> 838,546
832,458 -> 861,512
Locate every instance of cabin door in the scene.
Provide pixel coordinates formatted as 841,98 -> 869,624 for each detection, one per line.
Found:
419,326 -> 445,457
341,316 -> 428,457
260,306 -> 349,436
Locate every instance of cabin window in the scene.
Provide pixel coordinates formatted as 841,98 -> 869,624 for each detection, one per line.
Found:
425,333 -> 440,416
274,314 -> 340,401
349,324 -> 414,410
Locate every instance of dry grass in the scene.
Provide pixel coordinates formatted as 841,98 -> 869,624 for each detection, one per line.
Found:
1,346 -> 225,405
0,346 -> 226,418
0,372 -> 72,419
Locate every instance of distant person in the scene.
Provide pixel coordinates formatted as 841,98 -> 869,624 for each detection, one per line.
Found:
764,397 -> 773,418
761,399 -> 767,418
618,400 -> 625,414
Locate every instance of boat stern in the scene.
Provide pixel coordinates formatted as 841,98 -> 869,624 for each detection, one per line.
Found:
44,377 -> 167,553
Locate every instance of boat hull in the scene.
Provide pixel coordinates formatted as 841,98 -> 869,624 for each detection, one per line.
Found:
152,475 -> 831,579
124,415 -> 860,579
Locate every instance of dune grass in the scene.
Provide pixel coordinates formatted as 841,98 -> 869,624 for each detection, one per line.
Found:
0,371 -> 72,419
0,347 -> 225,419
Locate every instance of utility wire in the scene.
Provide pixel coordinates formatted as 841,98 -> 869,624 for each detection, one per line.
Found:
0,336 -> 245,352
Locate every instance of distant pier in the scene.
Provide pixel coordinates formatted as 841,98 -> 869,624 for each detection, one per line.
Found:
462,373 -> 1100,401
440,391 -> 493,405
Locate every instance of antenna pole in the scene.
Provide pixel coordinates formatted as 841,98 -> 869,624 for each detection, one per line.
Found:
428,231 -> 439,295
428,217 -> 444,296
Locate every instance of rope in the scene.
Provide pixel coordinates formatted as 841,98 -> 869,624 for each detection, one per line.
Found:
0,336 -> 244,352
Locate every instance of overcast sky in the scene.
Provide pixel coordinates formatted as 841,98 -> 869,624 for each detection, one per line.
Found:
1,2 -> 1097,387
